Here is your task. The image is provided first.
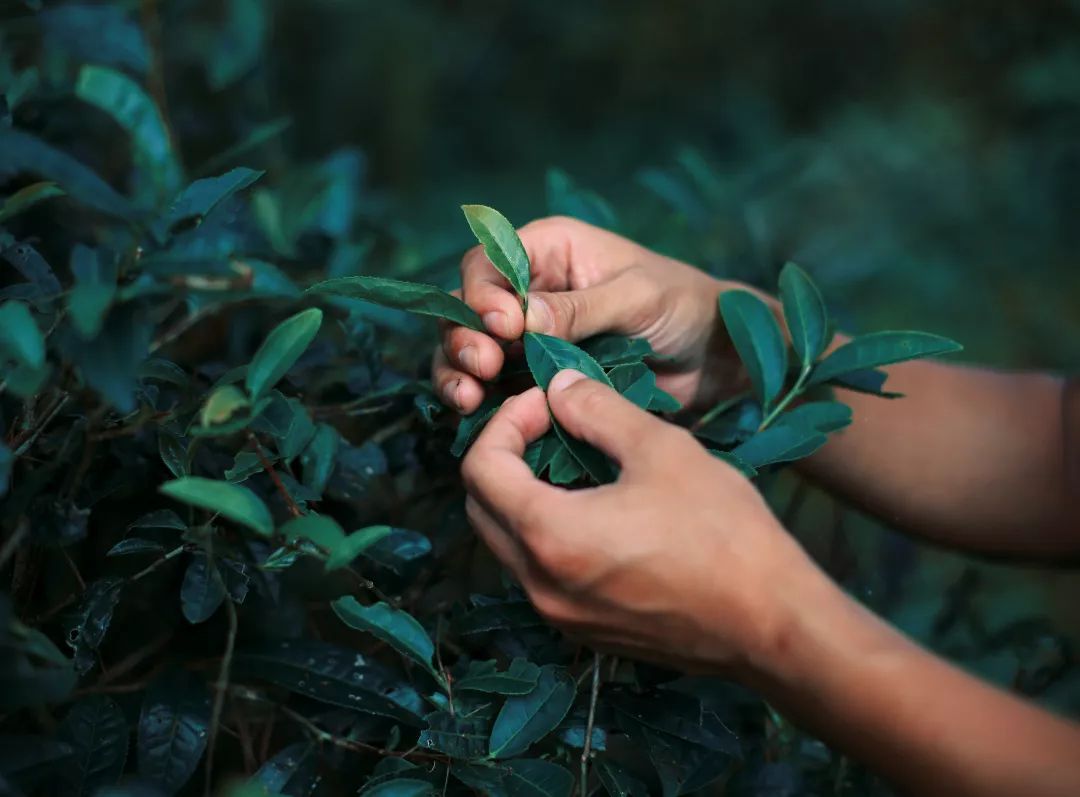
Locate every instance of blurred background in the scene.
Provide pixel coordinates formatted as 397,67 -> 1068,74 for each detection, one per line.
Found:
5,0 -> 1080,721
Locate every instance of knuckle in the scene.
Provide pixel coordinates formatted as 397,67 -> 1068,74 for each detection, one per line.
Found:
547,294 -> 578,335
460,451 -> 488,495
570,381 -> 609,417
528,586 -> 575,627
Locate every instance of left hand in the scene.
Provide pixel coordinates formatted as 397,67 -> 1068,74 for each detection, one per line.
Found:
461,369 -> 820,676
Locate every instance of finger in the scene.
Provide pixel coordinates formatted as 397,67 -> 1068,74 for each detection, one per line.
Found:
461,246 -> 526,341
440,322 -> 506,381
431,346 -> 485,413
465,495 -> 529,581
461,388 -> 563,527
524,267 -> 655,341
546,369 -> 690,469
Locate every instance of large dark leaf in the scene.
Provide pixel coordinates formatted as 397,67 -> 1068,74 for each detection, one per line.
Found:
417,710 -> 489,759
252,742 -> 321,797
180,553 -> 226,624
456,659 -> 541,695
137,670 -> 212,796
308,276 -> 483,331
523,332 -> 610,389
594,759 -> 648,797
454,759 -> 574,797
231,639 -> 425,726
461,204 -> 531,299
718,290 -> 787,410
808,331 -> 962,386
57,695 -> 129,797
246,308 -> 323,401
64,579 -> 123,676
778,262 -> 830,368
489,664 -> 575,759
731,424 -> 827,469
331,598 -> 440,682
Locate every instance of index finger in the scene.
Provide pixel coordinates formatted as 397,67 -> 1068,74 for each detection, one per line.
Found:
460,387 -> 564,527
461,245 -> 526,341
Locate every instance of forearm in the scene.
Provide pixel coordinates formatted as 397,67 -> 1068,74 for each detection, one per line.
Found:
797,358 -> 1079,555
748,565 -> 1080,796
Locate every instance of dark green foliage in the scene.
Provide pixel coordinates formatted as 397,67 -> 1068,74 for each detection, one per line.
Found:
0,3 -> 1072,796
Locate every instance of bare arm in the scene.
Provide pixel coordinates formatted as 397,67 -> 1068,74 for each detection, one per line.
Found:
799,357 -> 1080,556
753,561 -> 1080,797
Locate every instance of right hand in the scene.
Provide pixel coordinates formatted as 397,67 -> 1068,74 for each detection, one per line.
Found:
432,216 -> 760,414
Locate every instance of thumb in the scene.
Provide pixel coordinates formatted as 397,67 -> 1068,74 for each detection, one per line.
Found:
525,269 -> 653,341
546,369 -> 685,468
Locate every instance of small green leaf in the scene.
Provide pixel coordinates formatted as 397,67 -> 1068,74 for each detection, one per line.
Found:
360,780 -> 435,797
0,181 -> 65,224
488,664 -> 575,759
308,276 -> 483,330
200,385 -> 250,428
451,396 -> 500,458
0,300 -> 45,370
777,401 -> 852,434
719,290 -> 787,409
75,65 -> 182,202
523,332 -> 611,389
68,245 -> 117,339
325,525 -> 393,572
180,554 -> 225,624
778,262 -> 830,368
57,695 -> 129,797
0,130 -> 135,220
279,513 -> 345,549
461,204 -> 531,298
608,362 -> 655,409
160,477 -> 274,536
164,167 -> 264,229
732,425 -> 827,469
137,670 -> 211,795
579,334 -> 655,367
595,758 -> 648,797
300,423 -> 339,495
456,659 -> 541,695
553,419 -> 617,484
331,597 -> 440,682
106,538 -> 167,557
417,710 -> 489,760
808,331 -> 963,386
245,307 -> 323,400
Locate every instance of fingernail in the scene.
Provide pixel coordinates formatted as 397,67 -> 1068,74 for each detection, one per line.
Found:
443,378 -> 462,409
549,369 -> 587,393
483,311 -> 508,338
459,345 -> 479,374
525,294 -> 553,333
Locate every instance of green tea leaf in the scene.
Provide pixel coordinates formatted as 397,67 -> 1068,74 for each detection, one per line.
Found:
280,513 -> 345,549
732,424 -> 827,469
778,262 -> 830,368
232,640 -> 424,725
451,396 -> 500,457
830,367 -> 903,398
461,204 -> 531,298
137,670 -> 211,795
180,554 -> 225,624
75,65 -> 182,202
300,423 -> 339,495
718,290 -> 787,409
417,710 -> 489,759
776,400 -> 852,434
57,696 -> 129,797
360,780 -> 435,797
553,419 -> 617,484
456,659 -> 541,695
308,276 -> 483,330
579,334 -> 655,367
68,245 -> 117,339
0,181 -> 65,224
164,167 -> 264,229
199,384 -> 250,428
325,525 -> 393,572
546,441 -> 585,485
608,362 -> 655,408
808,331 -> 963,386
331,597 -> 440,681
0,300 -> 45,370
489,664 -> 575,759
453,759 -> 573,797
106,538 -> 167,557
523,332 -> 611,389
160,477 -> 274,536
0,129 -> 135,220
245,307 -> 322,400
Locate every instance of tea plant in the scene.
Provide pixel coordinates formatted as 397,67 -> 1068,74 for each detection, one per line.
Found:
0,7 -> 966,797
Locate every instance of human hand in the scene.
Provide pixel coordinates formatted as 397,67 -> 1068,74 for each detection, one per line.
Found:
433,216 -> 768,414
460,368 -> 822,676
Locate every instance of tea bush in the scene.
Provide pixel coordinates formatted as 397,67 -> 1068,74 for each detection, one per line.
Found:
0,3 -> 1075,797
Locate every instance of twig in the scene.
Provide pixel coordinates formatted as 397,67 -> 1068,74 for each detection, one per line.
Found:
435,616 -> 454,716
13,392 -> 70,457
580,652 -> 602,796
690,391 -> 750,432
150,305 -> 216,354
0,521 -> 29,574
129,545 -> 186,583
248,433 -> 302,517
97,631 -> 172,686
205,579 -> 239,796
276,704 -> 449,763
59,547 -> 86,591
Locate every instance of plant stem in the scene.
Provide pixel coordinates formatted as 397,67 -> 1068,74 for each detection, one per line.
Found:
247,432 -> 302,517
129,545 -> 186,582
690,391 -> 750,432
758,366 -> 810,431
205,575 -> 238,796
580,652 -> 602,796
